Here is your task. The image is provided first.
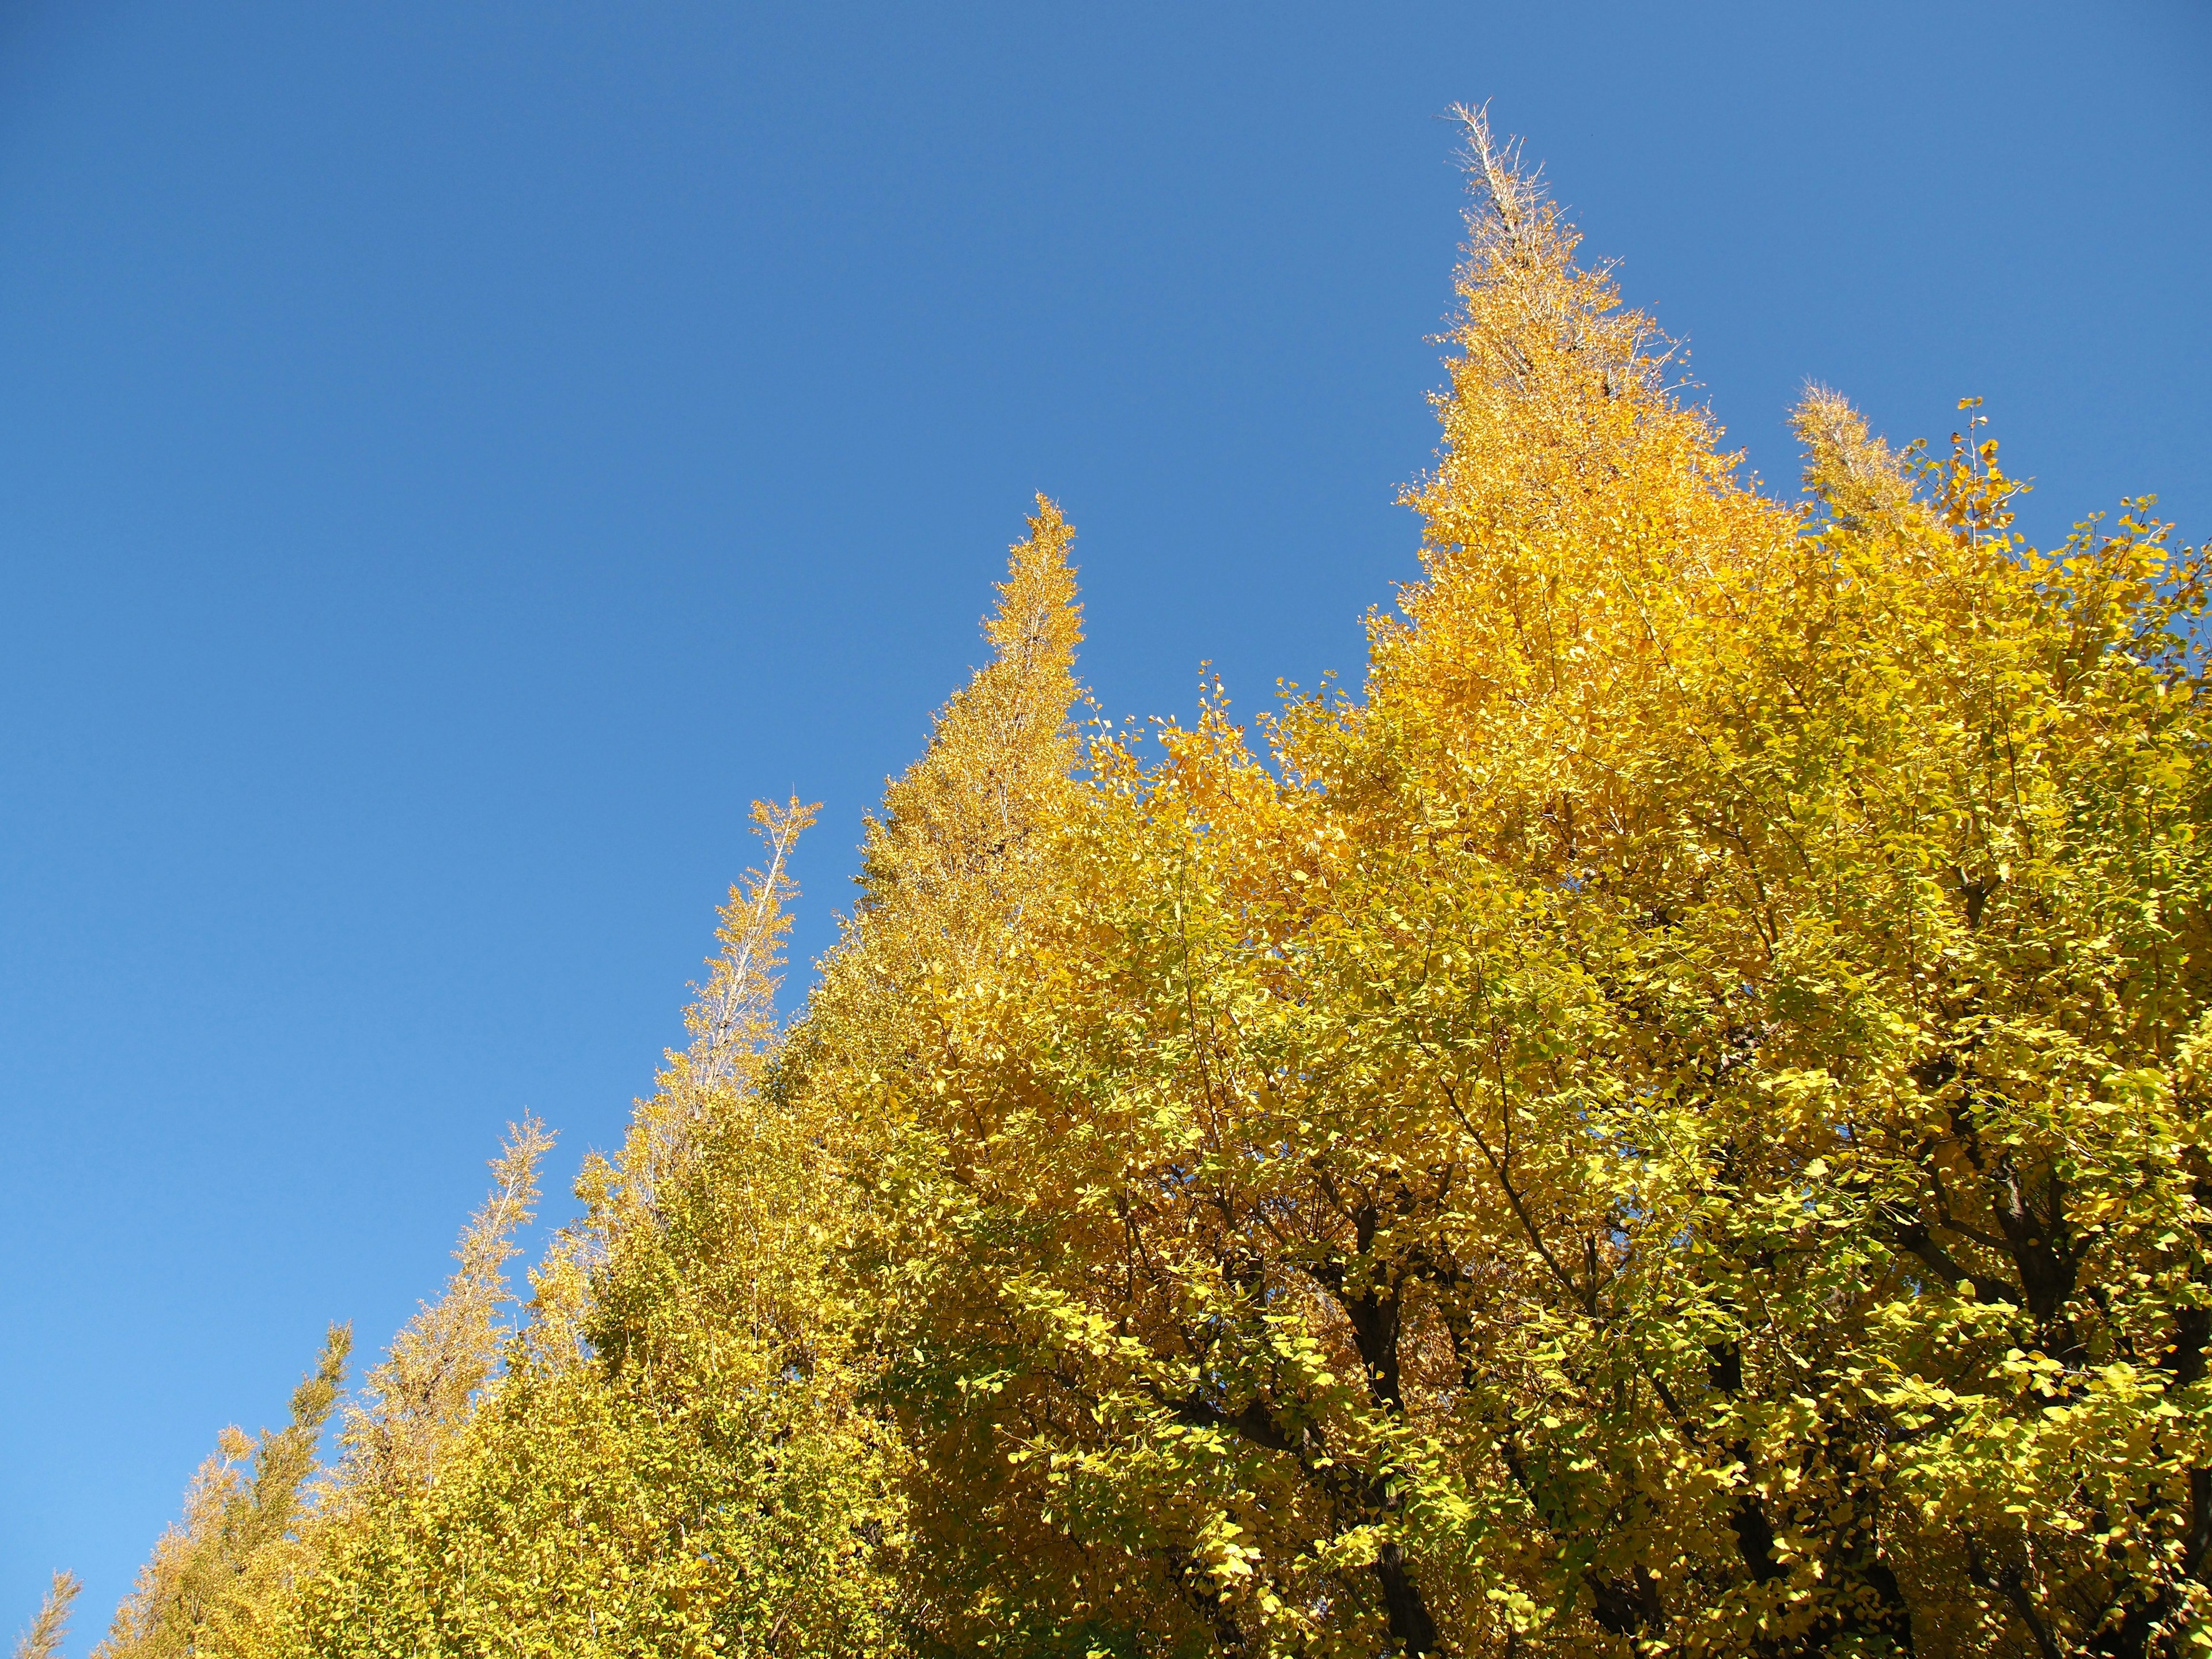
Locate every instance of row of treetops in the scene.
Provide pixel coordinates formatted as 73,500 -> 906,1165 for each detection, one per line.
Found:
27,109 -> 2210,1659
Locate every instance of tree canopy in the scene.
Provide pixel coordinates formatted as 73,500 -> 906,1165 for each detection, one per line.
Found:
59,111 -> 2212,1659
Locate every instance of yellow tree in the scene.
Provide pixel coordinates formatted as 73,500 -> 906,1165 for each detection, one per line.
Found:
12,1571 -> 81,1659
865,109 -> 2212,1658
279,796 -> 906,1659
96,1328 -> 349,1659
243,499 -> 1082,1659
334,1116 -> 553,1500
778,498 -> 1096,1650
92,116 -> 2212,1659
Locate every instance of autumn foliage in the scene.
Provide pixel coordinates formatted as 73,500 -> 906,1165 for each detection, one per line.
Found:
59,110 -> 2212,1658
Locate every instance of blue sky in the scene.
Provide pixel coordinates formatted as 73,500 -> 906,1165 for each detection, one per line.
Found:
2,2 -> 2205,1644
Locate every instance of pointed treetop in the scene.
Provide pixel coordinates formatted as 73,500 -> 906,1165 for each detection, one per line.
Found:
12,1573 -> 81,1659
984,494 -> 1082,684
1380,112 -> 1782,722
685,796 -> 817,1089
338,1123 -> 548,1496
855,495 -> 1084,921
1793,382 -> 1918,533
96,1325 -> 350,1659
590,794 -> 819,1234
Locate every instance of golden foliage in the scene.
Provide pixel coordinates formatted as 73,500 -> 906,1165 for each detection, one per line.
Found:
277,793 -> 904,1659
336,1119 -> 552,1500
12,1571 -> 81,1659
97,1328 -> 349,1659
95,118 -> 2212,1659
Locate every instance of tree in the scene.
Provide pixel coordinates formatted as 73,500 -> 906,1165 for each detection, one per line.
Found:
13,1571 -> 82,1659
839,108 -> 2212,1657
335,1117 -> 554,1501
97,1327 -> 350,1659
778,497 -> 1098,1652
282,796 -> 907,1659
91,116 -> 2212,1659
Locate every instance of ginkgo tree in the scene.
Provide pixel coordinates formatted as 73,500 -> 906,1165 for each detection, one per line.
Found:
840,109 -> 2212,1657
63,110 -> 2210,1659
275,797 -> 905,1659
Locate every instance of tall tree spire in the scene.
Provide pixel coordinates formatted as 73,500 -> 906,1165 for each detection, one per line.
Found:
1377,105 -> 1785,740
851,494 -> 1082,938
96,1327 -> 350,1659
12,1572 -> 81,1659
336,1120 -> 551,1498
599,794 -> 818,1233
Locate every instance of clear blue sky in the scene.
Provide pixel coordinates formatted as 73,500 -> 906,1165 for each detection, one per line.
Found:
2,2 -> 2205,1645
